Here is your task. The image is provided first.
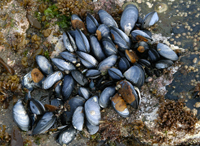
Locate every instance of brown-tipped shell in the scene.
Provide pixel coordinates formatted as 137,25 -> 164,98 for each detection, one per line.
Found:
44,104 -> 58,112
117,80 -> 139,109
71,20 -> 87,34
137,46 -> 145,53
31,68 -> 44,83
111,93 -> 129,117
125,50 -> 139,64
96,30 -> 102,41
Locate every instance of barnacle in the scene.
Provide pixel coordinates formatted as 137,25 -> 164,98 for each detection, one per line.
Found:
56,0 -> 94,18
157,99 -> 197,133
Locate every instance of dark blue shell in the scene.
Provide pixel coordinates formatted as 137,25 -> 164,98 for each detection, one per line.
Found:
62,75 -> 74,101
86,13 -> 99,34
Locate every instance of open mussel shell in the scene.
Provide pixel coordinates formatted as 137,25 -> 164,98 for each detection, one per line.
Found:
61,96 -> 85,124
62,75 -> 74,101
36,55 -> 53,75
102,37 -> 118,56
85,96 -> 101,126
118,57 -> 130,73
155,59 -> 174,69
32,112 -> 56,135
157,43 -> 179,61
98,9 -> 118,28
98,54 -> 118,75
60,51 -> 78,64
51,58 -> 76,72
78,87 -> 90,100
71,14 -> 87,34
74,29 -> 90,53
99,86 -> 116,108
43,71 -> 63,90
90,35 -> 106,61
96,24 -> 110,41
117,80 -> 140,109
13,100 -> 30,131
76,51 -> 98,68
85,69 -> 101,79
142,11 -> 159,29
57,126 -> 76,145
63,32 -> 77,52
86,13 -> 99,34
111,93 -> 129,118
71,70 -> 88,86
110,26 -> 131,51
29,98 -> 45,115
120,4 -> 138,36
124,65 -> 145,88
131,30 -> 152,42
72,106 -> 84,131
108,68 -> 124,80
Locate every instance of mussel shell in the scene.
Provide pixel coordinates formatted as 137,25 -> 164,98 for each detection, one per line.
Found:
99,86 -> 116,108
71,14 -> 87,34
102,37 -> 118,56
110,26 -> 131,51
75,29 -> 90,53
131,30 -> 151,41
51,58 -> 76,71
142,11 -> 159,29
71,70 -> 88,86
98,55 -> 118,75
13,100 -> 30,131
51,98 -> 63,107
138,59 -> 151,68
90,35 -> 106,61
62,75 -> 74,101
108,68 -> 123,80
157,43 -> 178,61
32,112 -> 56,135
54,81 -> 62,98
155,59 -> 173,69
57,127 -> 76,145
36,55 -> 53,75
29,98 -> 45,115
117,80 -> 139,109
98,9 -> 118,28
76,51 -> 98,69
43,71 -> 63,89
134,41 -> 149,58
148,49 -> 160,62
60,51 -> 78,64
124,65 -> 145,88
120,4 -> 139,35
78,87 -> 90,100
111,93 -> 129,118
72,106 -> 84,131
86,13 -> 99,34
61,96 -> 85,124
85,69 -> 101,79
86,120 -> 99,135
96,24 -> 110,41
85,96 -> 101,126
21,71 -> 34,91
118,57 -> 130,73
63,32 -> 77,52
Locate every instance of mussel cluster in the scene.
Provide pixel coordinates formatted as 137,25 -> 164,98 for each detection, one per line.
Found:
13,4 -> 179,145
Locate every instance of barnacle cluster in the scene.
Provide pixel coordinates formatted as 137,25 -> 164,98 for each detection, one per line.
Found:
157,99 -> 197,133
11,32 -> 29,51
56,0 -> 94,17
0,125 -> 10,144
